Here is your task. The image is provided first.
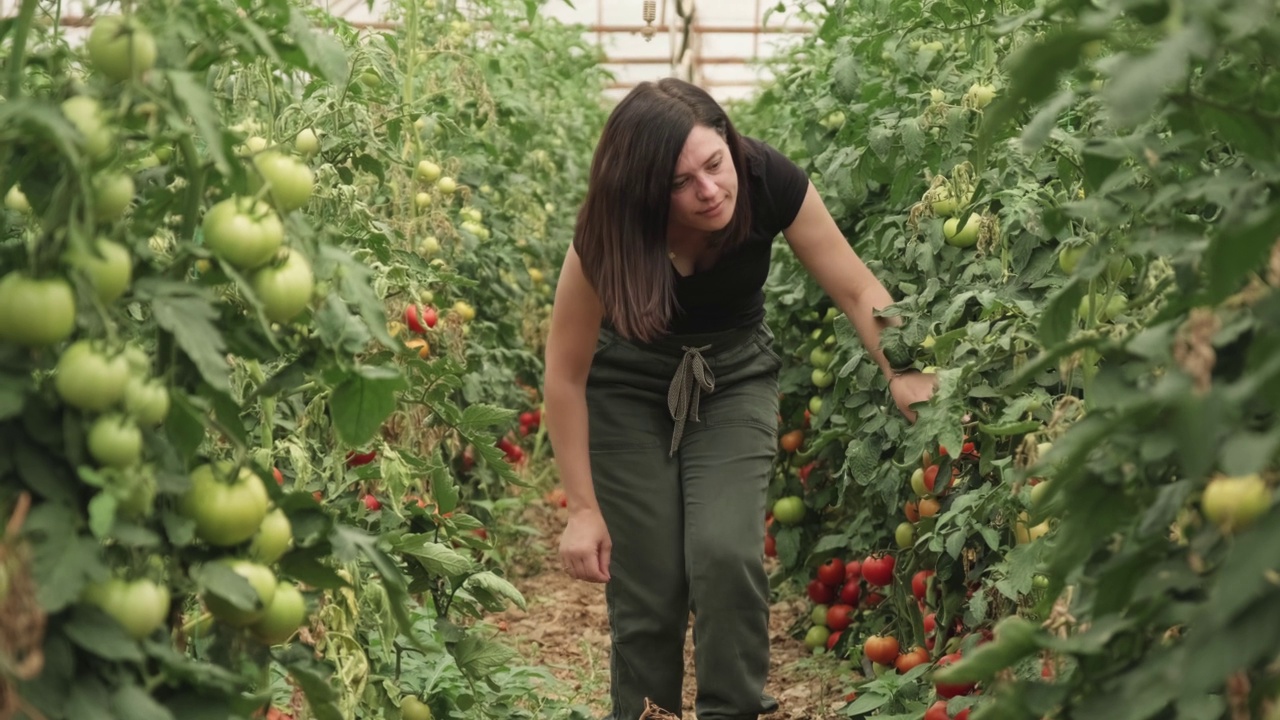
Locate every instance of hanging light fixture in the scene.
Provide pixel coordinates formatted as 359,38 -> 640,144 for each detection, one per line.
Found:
641,0 -> 657,41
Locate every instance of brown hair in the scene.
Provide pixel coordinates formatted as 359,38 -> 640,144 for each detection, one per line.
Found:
573,77 -> 753,343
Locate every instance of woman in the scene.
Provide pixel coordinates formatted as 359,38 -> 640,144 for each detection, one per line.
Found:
542,78 -> 936,720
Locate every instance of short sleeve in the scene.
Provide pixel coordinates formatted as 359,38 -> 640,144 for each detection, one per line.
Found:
744,137 -> 809,236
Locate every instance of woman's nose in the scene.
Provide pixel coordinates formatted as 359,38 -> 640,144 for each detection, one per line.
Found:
695,174 -> 716,199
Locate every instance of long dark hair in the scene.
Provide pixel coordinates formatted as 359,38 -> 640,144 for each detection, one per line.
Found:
574,77 -> 752,343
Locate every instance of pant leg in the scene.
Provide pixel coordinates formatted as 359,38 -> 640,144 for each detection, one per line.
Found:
587,337 -> 689,719
680,325 -> 782,720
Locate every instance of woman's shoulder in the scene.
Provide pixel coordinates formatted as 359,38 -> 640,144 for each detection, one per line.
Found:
740,135 -> 809,233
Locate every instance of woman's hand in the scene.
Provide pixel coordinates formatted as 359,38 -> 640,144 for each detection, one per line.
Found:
889,371 -> 938,424
559,507 -> 612,583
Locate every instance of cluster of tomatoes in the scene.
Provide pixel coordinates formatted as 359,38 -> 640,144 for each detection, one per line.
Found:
798,555 -> 893,653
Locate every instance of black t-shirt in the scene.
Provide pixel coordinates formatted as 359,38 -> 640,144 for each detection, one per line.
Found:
667,136 -> 809,334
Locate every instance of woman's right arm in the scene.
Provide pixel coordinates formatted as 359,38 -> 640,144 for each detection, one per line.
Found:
543,245 -> 612,583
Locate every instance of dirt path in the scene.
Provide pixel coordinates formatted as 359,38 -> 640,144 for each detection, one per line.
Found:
490,495 -> 854,719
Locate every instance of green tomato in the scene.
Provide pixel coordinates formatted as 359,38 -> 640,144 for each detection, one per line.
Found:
808,396 -> 823,415
401,697 -> 434,720
86,15 -> 157,82
62,96 -> 113,161
84,578 -> 170,640
809,346 -> 834,368
67,238 -> 132,303
250,249 -> 314,323
203,559 -> 277,627
416,160 -> 442,183
55,341 -> 130,411
253,152 -> 314,212
201,197 -> 283,269
88,414 -> 142,468
943,216 -> 980,248
115,465 -> 157,518
966,83 -> 997,108
1201,473 -> 1271,534
249,581 -> 307,644
294,128 -> 320,157
803,625 -> 831,649
93,172 -> 135,223
910,467 -> 929,498
811,368 -> 834,389
772,495 -> 806,525
5,185 -> 30,212
1058,244 -> 1088,274
123,375 -> 169,425
436,176 -> 458,194
894,521 -> 915,549
180,462 -> 270,546
0,272 -> 76,347
810,604 -> 829,626
249,508 -> 293,564
1077,293 -> 1126,322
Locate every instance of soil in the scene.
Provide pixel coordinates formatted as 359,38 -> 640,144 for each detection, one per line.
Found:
489,495 -> 854,719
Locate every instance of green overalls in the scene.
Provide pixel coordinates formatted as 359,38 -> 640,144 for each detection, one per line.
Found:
587,320 -> 783,720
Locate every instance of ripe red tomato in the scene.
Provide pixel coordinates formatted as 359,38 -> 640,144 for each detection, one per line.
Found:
825,630 -> 842,652
862,554 -> 895,587
363,494 -> 382,511
273,467 -> 284,485
923,700 -> 950,720
863,635 -> 899,665
798,462 -> 816,483
806,579 -> 835,605
912,569 -> 936,603
346,449 -> 377,467
904,500 -> 920,522
924,612 -> 937,634
764,533 -> 776,558
839,580 -> 860,605
865,591 -> 885,607
844,560 -> 861,581
779,429 -> 804,453
816,558 -> 845,587
826,604 -> 855,632
894,645 -> 930,673
934,653 -> 978,698
924,465 -> 941,493
954,710 -> 970,720
406,304 -> 428,333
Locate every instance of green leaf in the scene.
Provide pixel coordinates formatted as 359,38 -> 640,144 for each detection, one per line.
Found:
324,246 -> 396,349
166,71 -> 229,175
842,690 -> 891,715
397,538 -> 475,577
469,439 -> 527,487
1101,27 -> 1209,128
144,280 -> 230,394
1038,278 -> 1085,347
329,366 -> 406,447
0,370 -> 27,420
453,633 -> 519,679
276,647 -> 344,720
66,675 -> 115,720
776,525 -> 802,568
14,435 -> 78,504
87,491 -> 118,539
285,8 -> 350,84
165,392 -> 208,465
111,684 -> 175,720
193,562 -> 261,612
463,571 -> 527,612
458,403 -> 516,433
431,460 -> 460,515
1203,203 -> 1280,304
27,504 -> 104,612
64,606 -> 144,662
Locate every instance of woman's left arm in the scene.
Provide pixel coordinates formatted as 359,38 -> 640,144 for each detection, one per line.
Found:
782,182 -> 936,422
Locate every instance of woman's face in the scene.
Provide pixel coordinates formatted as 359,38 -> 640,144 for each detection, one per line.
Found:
667,124 -> 737,238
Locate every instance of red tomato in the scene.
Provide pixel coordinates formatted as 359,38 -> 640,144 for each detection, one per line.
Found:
806,579 -> 835,605
924,465 -> 941,493
865,591 -> 885,607
954,710 -> 970,720
779,429 -> 804,453
346,450 -> 377,467
363,494 -> 381,511
844,560 -> 861,581
924,613 -> 937,634
839,580 -> 861,605
863,635 -> 899,665
934,653 -> 978,698
405,305 -> 427,333
923,700 -> 950,720
816,558 -> 845,587
894,645 -> 930,673
422,305 -> 438,328
912,569 -> 936,603
826,604 -> 855,632
272,467 -> 284,485
862,554 -> 895,587
764,534 -> 777,558
826,630 -> 842,651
